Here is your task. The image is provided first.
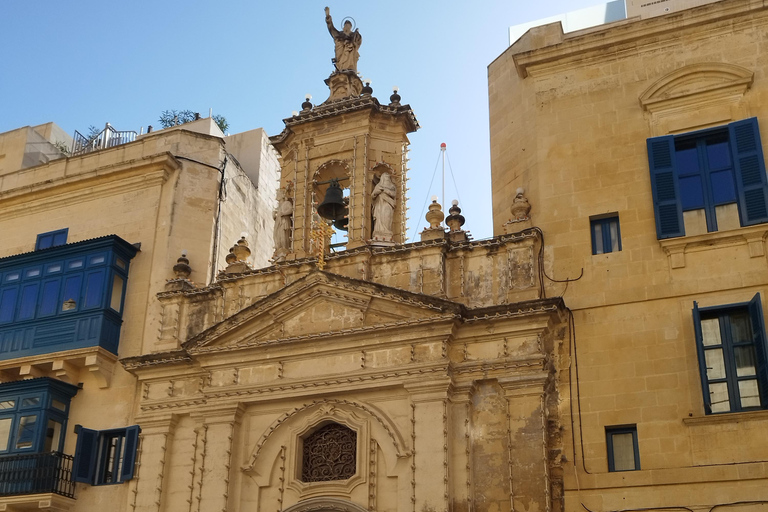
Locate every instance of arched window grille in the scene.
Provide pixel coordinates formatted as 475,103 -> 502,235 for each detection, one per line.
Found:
301,423 -> 357,482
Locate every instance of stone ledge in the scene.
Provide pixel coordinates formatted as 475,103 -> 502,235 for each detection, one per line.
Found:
0,493 -> 76,511
0,346 -> 118,389
683,408 -> 768,426
659,224 -> 768,269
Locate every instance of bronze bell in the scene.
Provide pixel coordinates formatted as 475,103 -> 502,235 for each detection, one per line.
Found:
317,179 -> 347,221
333,217 -> 348,231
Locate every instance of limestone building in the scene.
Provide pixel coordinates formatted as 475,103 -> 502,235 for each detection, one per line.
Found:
113,9 -> 570,512
490,0 -> 768,510
0,117 -> 278,510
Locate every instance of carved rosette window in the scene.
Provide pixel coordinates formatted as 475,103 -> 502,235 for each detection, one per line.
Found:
301,423 -> 357,482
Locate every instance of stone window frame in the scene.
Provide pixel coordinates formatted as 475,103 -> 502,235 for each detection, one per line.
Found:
285,406 -> 369,499
639,62 -> 768,268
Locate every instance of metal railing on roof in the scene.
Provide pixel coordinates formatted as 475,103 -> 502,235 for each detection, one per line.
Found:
71,123 -> 137,156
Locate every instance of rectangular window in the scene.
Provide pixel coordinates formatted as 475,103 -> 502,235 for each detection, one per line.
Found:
590,215 -> 621,255
647,118 -> 768,239
693,293 -> 768,414
606,425 -> 640,472
109,275 -> 124,312
73,425 -> 140,485
35,229 -> 68,251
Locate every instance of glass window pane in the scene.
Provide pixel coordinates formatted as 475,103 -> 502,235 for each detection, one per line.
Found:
701,318 -> 722,346
15,415 -> 37,449
0,288 -> 18,323
609,220 -> 619,252
39,280 -> 61,316
734,346 -> 757,377
593,223 -> 604,254
705,348 -> 726,379
706,136 -> 731,170
21,397 -> 40,407
84,271 -> 105,309
675,143 -> 700,175
611,433 -> 636,471
679,176 -> 705,210
0,418 -> 11,451
18,283 -> 39,320
739,380 -> 761,408
709,382 -> 731,413
51,400 -> 67,412
44,420 -> 62,452
729,313 -> 752,344
0,401 -> 15,410
115,258 -> 126,270
710,170 -> 737,205
110,275 -> 124,312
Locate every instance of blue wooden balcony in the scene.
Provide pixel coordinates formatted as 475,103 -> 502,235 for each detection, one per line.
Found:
0,236 -> 138,360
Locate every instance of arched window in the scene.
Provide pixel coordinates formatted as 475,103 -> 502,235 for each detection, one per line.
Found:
300,423 -> 356,482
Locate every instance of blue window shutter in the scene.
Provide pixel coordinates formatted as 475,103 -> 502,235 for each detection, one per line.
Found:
748,293 -> 768,406
120,425 -> 140,481
729,118 -> 768,226
692,302 -> 711,414
647,136 -> 684,239
73,426 -> 99,483
36,234 -> 54,251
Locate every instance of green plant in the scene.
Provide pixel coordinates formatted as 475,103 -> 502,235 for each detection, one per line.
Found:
158,110 -> 229,134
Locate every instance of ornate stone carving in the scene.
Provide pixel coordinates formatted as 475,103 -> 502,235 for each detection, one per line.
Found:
505,187 -> 532,233
421,198 -> 446,241
370,172 -> 396,245
273,183 -> 294,262
224,236 -> 252,274
301,423 -> 357,482
446,200 -> 468,242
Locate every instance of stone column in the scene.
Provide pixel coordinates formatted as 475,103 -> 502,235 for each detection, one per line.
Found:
502,376 -> 551,512
192,404 -> 243,512
406,379 -> 451,512
133,416 -> 177,512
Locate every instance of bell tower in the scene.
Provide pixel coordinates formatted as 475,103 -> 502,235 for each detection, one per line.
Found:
269,8 -> 419,261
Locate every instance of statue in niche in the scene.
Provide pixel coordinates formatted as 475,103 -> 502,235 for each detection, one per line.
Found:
371,172 -> 396,241
325,7 -> 362,72
273,184 -> 294,261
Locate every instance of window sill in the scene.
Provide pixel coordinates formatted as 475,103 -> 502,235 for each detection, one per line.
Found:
683,408 -> 768,426
659,224 -> 768,268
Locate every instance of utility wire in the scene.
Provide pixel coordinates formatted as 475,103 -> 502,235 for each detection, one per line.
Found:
410,149 -> 443,242
445,152 -> 463,206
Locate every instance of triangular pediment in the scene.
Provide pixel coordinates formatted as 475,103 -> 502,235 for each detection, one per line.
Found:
184,271 -> 462,353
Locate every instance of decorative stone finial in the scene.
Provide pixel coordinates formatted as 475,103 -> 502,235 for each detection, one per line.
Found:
302,94 -> 313,111
390,86 -> 401,106
446,200 -> 468,242
224,235 -> 252,274
165,251 -> 196,291
173,252 -> 192,279
421,196 -> 446,241
504,187 -> 533,233
361,79 -> 373,96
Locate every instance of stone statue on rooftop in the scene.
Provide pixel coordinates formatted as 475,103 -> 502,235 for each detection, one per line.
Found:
325,7 -> 362,73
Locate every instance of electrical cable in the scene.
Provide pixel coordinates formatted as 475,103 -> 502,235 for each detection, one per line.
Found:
409,149 -> 443,242
444,153 -> 464,206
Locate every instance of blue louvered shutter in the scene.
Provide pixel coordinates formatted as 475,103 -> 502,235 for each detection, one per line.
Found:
692,302 -> 711,414
120,425 -> 140,481
747,293 -> 768,407
647,136 -> 684,239
730,118 -> 768,226
72,426 -> 99,483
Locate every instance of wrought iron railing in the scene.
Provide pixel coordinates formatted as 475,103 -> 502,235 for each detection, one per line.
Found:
71,123 -> 137,156
0,452 -> 76,498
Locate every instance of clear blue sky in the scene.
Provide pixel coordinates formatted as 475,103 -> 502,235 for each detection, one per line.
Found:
0,0 -> 604,241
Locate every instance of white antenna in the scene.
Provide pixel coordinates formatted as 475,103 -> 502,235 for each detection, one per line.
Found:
440,143 -> 446,204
